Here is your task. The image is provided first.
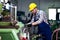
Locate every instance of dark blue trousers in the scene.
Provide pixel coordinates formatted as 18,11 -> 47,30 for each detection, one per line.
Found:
38,22 -> 52,40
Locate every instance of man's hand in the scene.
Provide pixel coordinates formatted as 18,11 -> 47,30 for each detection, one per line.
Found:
32,22 -> 38,26
25,23 -> 32,27
26,22 -> 38,26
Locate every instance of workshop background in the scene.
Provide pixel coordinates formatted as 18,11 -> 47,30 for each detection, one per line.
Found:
10,0 -> 60,16
0,0 -> 60,40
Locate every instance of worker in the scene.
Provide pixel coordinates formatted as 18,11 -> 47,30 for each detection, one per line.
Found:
28,3 -> 52,40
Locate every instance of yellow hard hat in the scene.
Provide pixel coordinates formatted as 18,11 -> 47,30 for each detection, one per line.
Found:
29,3 -> 37,11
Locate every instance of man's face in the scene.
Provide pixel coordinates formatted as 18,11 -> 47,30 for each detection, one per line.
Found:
31,8 -> 37,14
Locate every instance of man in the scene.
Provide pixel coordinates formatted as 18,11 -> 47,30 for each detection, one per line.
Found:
28,3 -> 52,40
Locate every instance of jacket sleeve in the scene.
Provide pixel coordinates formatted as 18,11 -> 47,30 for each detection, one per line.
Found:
34,11 -> 44,24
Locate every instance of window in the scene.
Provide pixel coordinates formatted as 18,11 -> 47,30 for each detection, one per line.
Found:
1,0 -> 4,2
1,0 -> 8,3
58,9 -> 60,20
49,8 -> 56,20
5,0 -> 8,3
58,9 -> 60,13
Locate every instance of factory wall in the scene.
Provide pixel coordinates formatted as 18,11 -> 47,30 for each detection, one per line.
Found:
40,0 -> 60,17
11,0 -> 60,17
17,0 -> 60,16
17,0 -> 40,16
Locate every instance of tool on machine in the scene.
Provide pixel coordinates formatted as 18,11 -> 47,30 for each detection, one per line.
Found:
25,23 -> 44,40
